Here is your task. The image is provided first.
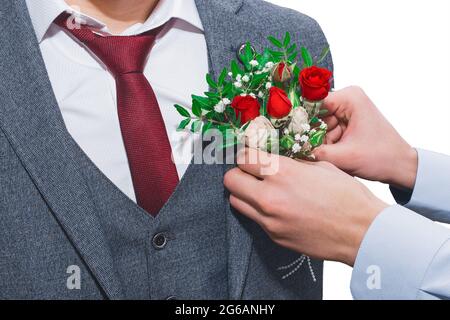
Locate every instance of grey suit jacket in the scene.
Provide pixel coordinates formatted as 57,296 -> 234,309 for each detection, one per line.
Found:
0,0 -> 333,299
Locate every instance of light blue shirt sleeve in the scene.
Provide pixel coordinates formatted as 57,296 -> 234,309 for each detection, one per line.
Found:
391,149 -> 450,223
351,205 -> 450,300
351,149 -> 450,299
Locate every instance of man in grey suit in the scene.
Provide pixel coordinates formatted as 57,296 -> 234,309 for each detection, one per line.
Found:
0,0 -> 333,299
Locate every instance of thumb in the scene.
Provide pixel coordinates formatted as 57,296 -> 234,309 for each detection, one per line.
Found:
313,143 -> 349,168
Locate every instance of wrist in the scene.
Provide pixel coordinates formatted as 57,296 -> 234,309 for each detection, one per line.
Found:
341,198 -> 388,267
387,146 -> 418,190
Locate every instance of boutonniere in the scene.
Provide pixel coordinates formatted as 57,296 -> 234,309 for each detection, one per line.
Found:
174,32 -> 332,160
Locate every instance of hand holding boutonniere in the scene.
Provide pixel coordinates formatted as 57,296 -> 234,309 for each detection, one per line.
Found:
174,32 -> 332,160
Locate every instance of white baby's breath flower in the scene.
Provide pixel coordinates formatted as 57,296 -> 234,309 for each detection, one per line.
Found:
265,62 -> 274,69
234,81 -> 242,88
255,70 -> 262,75
300,135 -> 309,143
214,101 -> 225,113
249,93 -> 256,98
310,129 -> 317,135
249,60 -> 259,67
236,74 -> 242,81
301,123 -> 311,132
265,82 -> 272,89
283,128 -> 290,135
258,91 -> 265,98
222,98 -> 231,105
294,134 -> 302,141
319,120 -> 327,130
242,75 -> 250,82
228,72 -> 233,77
292,143 -> 302,154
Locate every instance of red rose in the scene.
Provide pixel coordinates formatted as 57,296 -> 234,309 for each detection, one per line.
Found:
267,87 -> 292,119
299,66 -> 333,101
231,95 -> 261,125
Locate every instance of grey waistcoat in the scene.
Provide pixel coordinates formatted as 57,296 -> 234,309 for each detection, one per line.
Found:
0,0 -> 333,299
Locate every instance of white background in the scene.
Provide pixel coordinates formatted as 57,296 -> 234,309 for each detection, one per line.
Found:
267,0 -> 450,300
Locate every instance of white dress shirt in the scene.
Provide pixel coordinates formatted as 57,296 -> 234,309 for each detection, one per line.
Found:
25,0 -> 209,202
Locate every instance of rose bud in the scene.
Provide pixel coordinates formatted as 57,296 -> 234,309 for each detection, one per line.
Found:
299,66 -> 333,101
272,62 -> 292,82
243,116 -> 277,152
231,95 -> 261,125
267,87 -> 292,119
288,107 -> 310,135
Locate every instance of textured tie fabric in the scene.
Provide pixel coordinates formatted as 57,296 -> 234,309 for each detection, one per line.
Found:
55,13 -> 179,216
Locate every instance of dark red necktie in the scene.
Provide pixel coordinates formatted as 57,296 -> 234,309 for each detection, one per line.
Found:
55,13 -> 179,216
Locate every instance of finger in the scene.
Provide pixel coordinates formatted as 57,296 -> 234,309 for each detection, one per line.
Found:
325,125 -> 343,144
236,148 -> 280,179
323,89 -> 352,120
224,167 -> 262,204
229,195 -> 265,225
322,115 -> 339,132
313,143 -> 347,165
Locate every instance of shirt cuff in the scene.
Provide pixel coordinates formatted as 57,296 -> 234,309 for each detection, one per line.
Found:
391,149 -> 450,223
351,205 -> 450,300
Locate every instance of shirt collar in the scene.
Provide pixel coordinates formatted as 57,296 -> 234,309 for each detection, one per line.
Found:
26,0 -> 204,43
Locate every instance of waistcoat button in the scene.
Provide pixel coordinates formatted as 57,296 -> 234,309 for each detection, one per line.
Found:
152,232 -> 168,250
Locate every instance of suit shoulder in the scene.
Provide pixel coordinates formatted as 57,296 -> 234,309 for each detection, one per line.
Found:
243,0 -> 324,35
242,0 -> 333,70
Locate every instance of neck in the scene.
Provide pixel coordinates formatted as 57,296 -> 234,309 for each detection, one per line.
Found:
65,0 -> 160,34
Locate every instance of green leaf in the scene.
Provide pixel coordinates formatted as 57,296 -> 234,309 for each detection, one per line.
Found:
268,36 -> 283,48
192,95 -> 210,108
231,60 -> 241,77
174,104 -> 190,118
310,117 -> 319,124
202,121 -> 213,134
252,72 -> 269,84
218,68 -> 227,87
287,43 -> 297,55
316,46 -> 330,65
280,135 -> 295,150
192,101 -> 202,117
222,82 -> 233,96
293,65 -> 301,77
244,42 -> 254,61
177,118 -> 191,131
191,120 -> 202,133
310,130 -> 326,147
288,86 -> 301,108
206,74 -> 218,89
288,52 -> 298,63
301,47 -> 313,67
204,92 -> 220,99
283,32 -> 291,48
268,50 -> 285,61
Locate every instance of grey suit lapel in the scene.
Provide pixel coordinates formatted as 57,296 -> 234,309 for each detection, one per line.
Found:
195,0 -> 266,299
0,0 -> 123,299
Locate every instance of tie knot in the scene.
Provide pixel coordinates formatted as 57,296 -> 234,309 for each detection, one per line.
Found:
55,13 -> 157,76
